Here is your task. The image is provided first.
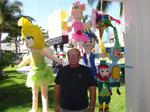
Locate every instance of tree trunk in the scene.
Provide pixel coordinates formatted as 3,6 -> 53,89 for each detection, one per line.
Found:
0,31 -> 2,74
15,37 -> 18,58
18,36 -> 21,53
0,31 -> 2,58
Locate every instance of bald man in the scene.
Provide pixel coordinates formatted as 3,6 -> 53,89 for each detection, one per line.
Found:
54,48 -> 96,112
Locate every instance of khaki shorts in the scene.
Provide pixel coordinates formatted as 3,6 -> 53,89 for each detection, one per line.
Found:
59,106 -> 89,112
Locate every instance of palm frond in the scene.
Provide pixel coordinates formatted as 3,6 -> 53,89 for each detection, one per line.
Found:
119,2 -> 123,17
87,0 -> 98,6
87,0 -> 123,17
7,1 -> 22,15
96,1 -> 112,12
82,15 -> 89,23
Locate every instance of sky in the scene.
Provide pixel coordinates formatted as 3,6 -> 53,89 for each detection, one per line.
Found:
17,0 -> 98,30
2,0 -> 122,41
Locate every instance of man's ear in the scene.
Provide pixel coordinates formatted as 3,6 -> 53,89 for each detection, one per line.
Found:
78,54 -> 82,59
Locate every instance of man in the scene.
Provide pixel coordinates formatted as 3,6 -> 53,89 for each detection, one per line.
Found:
54,48 -> 96,112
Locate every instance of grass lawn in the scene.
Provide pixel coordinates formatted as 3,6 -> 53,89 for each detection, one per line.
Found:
0,66 -> 126,112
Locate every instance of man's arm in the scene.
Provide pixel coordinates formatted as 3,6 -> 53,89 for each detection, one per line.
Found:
54,84 -> 61,112
89,85 -> 96,112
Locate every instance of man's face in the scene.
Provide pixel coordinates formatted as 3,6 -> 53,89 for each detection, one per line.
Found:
67,49 -> 81,66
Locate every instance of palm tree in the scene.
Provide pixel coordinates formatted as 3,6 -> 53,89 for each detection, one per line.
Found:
8,15 -> 34,57
87,0 -> 123,17
0,0 -> 22,57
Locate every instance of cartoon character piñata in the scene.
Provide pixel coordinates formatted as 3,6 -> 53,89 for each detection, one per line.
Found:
83,30 -> 98,80
17,17 -> 62,112
68,1 -> 91,55
97,60 -> 120,112
92,9 -> 120,58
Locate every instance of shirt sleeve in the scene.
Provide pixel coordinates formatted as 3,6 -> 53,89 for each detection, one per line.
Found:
86,67 -> 97,87
54,70 -> 61,84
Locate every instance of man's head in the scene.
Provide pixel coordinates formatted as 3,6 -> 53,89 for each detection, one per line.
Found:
67,48 -> 81,67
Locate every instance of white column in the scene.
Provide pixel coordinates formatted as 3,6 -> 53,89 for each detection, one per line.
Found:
124,0 -> 150,112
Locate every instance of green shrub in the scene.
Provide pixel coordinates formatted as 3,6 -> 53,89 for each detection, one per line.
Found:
0,50 -> 16,72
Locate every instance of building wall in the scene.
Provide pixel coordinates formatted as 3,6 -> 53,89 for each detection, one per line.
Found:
124,0 -> 150,112
1,43 -> 15,51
